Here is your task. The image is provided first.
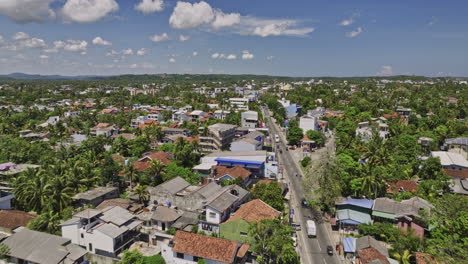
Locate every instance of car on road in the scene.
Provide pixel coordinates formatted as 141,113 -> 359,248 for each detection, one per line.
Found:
327,245 -> 333,256
291,222 -> 301,231
289,145 -> 296,150
292,236 -> 297,247
301,198 -> 307,207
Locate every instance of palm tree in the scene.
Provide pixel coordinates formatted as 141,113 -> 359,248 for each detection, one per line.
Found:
393,250 -> 412,264
123,163 -> 138,188
134,184 -> 149,204
146,159 -> 166,185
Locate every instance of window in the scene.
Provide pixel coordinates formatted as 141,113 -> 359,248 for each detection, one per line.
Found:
88,243 -> 93,251
81,233 -> 84,238
209,212 -> 216,218
240,232 -> 248,236
193,256 -> 200,261
176,252 -> 184,259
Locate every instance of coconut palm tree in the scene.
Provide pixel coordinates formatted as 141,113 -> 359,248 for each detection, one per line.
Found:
393,250 -> 412,264
146,159 -> 166,185
134,184 -> 149,204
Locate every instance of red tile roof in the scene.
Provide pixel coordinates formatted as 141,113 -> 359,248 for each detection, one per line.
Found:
0,210 -> 37,230
415,252 -> 438,264
444,169 -> 468,179
213,166 -> 252,180
173,231 -> 247,263
227,199 -> 281,223
141,151 -> 171,164
387,180 -> 419,194
358,248 -> 390,264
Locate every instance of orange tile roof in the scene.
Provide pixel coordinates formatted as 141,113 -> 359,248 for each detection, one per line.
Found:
387,180 -> 419,194
213,166 -> 252,180
133,161 -> 151,172
236,244 -> 250,258
227,199 -> 281,223
358,248 -> 390,264
173,231 -> 247,263
0,210 -> 37,230
257,179 -> 279,185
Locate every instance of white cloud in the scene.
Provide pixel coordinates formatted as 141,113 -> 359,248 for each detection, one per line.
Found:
53,40 -> 88,52
266,56 -> 274,61
62,0 -> 119,23
0,0 -> 55,23
106,49 -> 120,56
169,58 -> 176,63
137,48 -> 148,56
346,27 -> 363,38
134,0 -> 164,14
179,35 -> 190,42
212,10 -> 241,29
169,1 -> 214,29
80,51 -> 87,55
226,54 -> 237,60
13,32 -> 30,40
428,16 -> 437,27
192,51 -> 198,56
244,18 -> 315,37
242,50 -> 254,60
122,48 -> 134,55
130,64 -> 138,69
92,37 -> 112,46
339,18 -> 354,26
39,55 -> 49,59
150,33 -> 170,42
211,53 -> 220,59
6,37 -> 47,51
377,65 -> 393,76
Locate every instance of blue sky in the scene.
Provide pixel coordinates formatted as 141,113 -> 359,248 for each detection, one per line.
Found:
0,0 -> 467,77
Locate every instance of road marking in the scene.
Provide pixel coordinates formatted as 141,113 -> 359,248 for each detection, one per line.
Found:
316,239 -> 322,251
323,258 -> 327,264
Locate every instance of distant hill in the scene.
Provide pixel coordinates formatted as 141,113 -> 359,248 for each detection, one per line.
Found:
0,73 -> 101,80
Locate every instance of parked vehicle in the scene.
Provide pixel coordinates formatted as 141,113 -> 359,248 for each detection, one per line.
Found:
306,220 -> 316,237
291,222 -> 301,231
275,134 -> 280,143
327,245 -> 333,255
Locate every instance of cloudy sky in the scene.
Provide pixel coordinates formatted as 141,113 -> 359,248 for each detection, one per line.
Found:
0,0 -> 467,77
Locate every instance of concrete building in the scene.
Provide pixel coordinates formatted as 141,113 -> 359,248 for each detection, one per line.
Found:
72,186 -> 119,207
1,229 -> 87,264
230,131 -> 264,152
299,115 -> 319,133
444,137 -> 468,159
61,206 -> 142,257
228,98 -> 249,111
241,111 -> 258,128
199,123 -> 237,153
0,186 -> 15,210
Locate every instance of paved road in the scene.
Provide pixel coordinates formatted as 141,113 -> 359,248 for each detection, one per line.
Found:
263,106 -> 341,264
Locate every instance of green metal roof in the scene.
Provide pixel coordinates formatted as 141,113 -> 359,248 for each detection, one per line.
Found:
372,211 -> 396,220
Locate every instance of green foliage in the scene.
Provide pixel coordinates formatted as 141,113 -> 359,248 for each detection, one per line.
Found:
197,259 -> 207,264
287,126 -> 303,146
143,255 -> 166,264
27,211 -> 61,235
249,219 -> 299,264
0,244 -> 10,259
251,183 -> 284,211
120,250 -> 143,264
164,162 -> 200,185
300,156 -> 311,167
305,130 -> 325,147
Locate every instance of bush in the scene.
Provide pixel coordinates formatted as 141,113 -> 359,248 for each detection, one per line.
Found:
301,156 -> 311,167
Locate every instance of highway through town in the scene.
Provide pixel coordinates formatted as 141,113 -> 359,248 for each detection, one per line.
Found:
263,106 -> 341,264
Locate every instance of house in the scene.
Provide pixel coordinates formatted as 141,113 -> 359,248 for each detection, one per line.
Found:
214,110 -> 230,120
356,235 -> 391,264
0,186 -> 15,210
220,199 -> 281,243
212,166 -> 252,186
230,131 -> 264,152
431,151 -> 468,170
189,110 -> 206,122
133,151 -> 172,172
172,110 -> 190,122
395,107 -> 412,117
444,137 -> 468,159
356,119 -> 390,142
335,198 -> 374,231
90,123 -> 119,137
39,116 -> 61,127
0,210 -> 37,234
61,206 -> 142,257
241,111 -> 258,128
163,127 -> 190,137
446,169 -> 468,195
1,228 -> 87,264
72,186 -> 119,207
161,231 -> 250,264
96,198 -> 143,213
199,123 -> 237,153
149,206 -> 183,232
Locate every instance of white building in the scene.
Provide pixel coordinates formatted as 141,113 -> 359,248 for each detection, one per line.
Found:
228,98 -> 249,111
299,115 -> 319,133
241,110 -> 258,128
61,206 -> 142,257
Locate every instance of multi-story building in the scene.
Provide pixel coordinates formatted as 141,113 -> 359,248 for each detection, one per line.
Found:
241,110 -> 258,128
228,98 -> 249,111
199,123 -> 237,153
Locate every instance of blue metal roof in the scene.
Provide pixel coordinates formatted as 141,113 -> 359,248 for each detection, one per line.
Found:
215,158 -> 264,166
337,198 -> 374,209
342,237 -> 356,253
